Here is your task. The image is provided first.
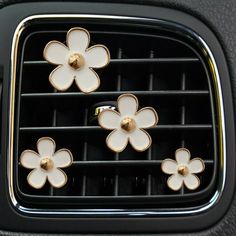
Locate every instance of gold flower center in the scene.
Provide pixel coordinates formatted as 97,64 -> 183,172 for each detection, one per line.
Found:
178,165 -> 189,176
120,117 -> 136,133
40,157 -> 54,171
68,53 -> 85,70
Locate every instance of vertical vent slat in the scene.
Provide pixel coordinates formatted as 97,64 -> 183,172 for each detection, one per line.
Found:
147,49 -> 155,196
114,48 -> 123,196
82,108 -> 88,196
180,71 -> 186,195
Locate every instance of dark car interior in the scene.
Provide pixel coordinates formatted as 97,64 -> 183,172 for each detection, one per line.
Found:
0,0 -> 236,235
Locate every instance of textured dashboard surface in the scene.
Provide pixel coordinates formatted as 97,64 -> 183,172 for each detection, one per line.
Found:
0,0 -> 236,235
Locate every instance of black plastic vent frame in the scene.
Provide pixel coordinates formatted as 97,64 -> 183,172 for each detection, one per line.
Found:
14,18 -> 217,210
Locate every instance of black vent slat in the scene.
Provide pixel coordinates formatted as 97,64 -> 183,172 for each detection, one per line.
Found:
180,72 -> 187,195
21,90 -> 209,98
82,108 -> 89,197
71,160 -> 214,167
114,153 -> 119,196
19,125 -> 213,132
147,50 -> 155,196
147,50 -> 154,195
49,96 -> 57,197
113,48 -> 122,196
23,58 -> 200,66
14,21 -> 217,209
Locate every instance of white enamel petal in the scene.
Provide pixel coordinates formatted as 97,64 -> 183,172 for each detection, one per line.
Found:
52,149 -> 73,168
85,45 -> 110,68
175,148 -> 190,165
106,130 -> 129,152
37,137 -> 56,157
184,174 -> 200,190
118,94 -> 138,116
98,110 -> 120,130
27,169 -> 47,189
44,41 -> 69,64
49,66 -> 75,91
188,158 -> 205,174
47,169 -> 67,188
67,28 -> 90,53
20,150 -> 40,169
167,174 -> 183,191
161,159 -> 178,174
135,107 -> 158,128
74,68 -> 100,93
129,129 -> 151,151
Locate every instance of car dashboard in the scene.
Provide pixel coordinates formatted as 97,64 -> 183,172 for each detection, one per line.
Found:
0,0 -> 236,235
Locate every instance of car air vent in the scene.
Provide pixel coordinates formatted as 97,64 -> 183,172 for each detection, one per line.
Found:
13,18 -> 217,213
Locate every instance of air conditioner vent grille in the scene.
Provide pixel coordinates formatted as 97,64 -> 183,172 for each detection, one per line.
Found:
14,20 -> 217,210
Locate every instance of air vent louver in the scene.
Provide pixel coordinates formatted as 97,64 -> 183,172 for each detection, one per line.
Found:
14,19 -> 217,212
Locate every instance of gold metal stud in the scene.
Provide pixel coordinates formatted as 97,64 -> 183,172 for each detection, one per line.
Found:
120,117 -> 136,133
40,157 -> 54,171
68,53 -> 85,70
178,165 -> 189,176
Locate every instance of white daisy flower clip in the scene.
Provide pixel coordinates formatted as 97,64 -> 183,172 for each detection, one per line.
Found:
161,148 -> 205,191
43,27 -> 110,93
98,94 -> 158,152
20,137 -> 73,189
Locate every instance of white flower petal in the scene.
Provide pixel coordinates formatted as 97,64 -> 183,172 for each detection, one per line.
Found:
20,150 -> 40,169
118,94 -> 138,116
85,45 -> 110,68
183,174 -> 200,190
44,41 -> 69,64
27,169 -> 47,189
67,27 -> 90,53
135,107 -> 158,128
74,68 -> 100,93
49,65 -> 74,91
129,129 -> 151,151
98,110 -> 120,130
188,158 -> 205,174
161,159 -> 178,174
52,149 -> 73,168
175,148 -> 190,165
167,174 -> 183,191
37,137 -> 56,157
106,130 -> 128,152
47,169 -> 67,188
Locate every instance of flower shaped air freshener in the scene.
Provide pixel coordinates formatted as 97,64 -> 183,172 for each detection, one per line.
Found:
98,94 -> 158,152
44,27 -> 110,93
161,148 -> 205,191
20,137 -> 73,189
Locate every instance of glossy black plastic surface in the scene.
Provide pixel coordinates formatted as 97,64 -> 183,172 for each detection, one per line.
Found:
0,1 -> 235,234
